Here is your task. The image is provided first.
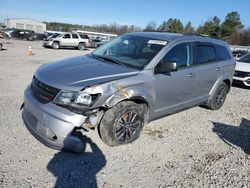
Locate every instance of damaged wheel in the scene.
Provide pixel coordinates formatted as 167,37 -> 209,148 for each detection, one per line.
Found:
99,101 -> 145,146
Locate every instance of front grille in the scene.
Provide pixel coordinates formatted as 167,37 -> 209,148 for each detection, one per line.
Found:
234,71 -> 249,78
31,77 -> 60,103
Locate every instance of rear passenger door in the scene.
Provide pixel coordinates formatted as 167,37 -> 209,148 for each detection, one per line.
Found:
193,42 -> 222,100
71,34 -> 80,46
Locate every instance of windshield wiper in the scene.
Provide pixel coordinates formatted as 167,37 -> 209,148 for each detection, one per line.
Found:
91,54 -> 125,66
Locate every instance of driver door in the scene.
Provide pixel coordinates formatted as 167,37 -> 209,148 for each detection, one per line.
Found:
153,42 -> 197,118
61,34 -> 71,46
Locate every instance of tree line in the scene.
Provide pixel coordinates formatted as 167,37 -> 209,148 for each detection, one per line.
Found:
45,11 -> 250,45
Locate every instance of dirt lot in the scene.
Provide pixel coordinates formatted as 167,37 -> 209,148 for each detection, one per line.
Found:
0,39 -> 250,188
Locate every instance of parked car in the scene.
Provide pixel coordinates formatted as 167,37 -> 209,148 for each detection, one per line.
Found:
89,39 -> 106,48
4,29 -> 36,41
34,33 -> 46,40
2,28 -> 17,37
43,32 -> 90,50
232,50 -> 248,60
233,53 -> 250,87
21,32 -> 235,153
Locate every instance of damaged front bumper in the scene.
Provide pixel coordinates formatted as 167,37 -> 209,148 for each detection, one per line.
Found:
21,87 -> 103,153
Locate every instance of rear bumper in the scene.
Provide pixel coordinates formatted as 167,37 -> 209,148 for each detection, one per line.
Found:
22,86 -> 87,153
233,76 -> 250,86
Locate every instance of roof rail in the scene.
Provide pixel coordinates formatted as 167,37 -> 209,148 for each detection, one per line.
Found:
184,33 -> 223,40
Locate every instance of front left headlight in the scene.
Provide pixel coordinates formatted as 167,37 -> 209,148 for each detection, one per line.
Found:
53,90 -> 100,111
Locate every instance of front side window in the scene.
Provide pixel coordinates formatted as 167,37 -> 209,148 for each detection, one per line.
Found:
196,45 -> 216,64
80,34 -> 89,39
238,53 -> 250,63
92,35 -> 166,69
63,34 -> 71,39
161,43 -> 193,68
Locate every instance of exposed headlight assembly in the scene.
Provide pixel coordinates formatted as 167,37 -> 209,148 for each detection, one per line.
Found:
53,90 -> 100,112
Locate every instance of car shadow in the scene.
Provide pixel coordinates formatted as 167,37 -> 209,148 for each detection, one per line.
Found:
212,118 -> 250,155
47,133 -> 106,188
232,82 -> 249,89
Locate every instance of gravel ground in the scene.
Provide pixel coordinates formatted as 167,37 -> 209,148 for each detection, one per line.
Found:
0,39 -> 249,188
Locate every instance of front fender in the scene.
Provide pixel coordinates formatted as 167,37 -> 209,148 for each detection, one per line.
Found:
105,87 -> 155,120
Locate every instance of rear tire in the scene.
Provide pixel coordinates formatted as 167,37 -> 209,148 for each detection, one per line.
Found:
99,101 -> 145,146
206,82 -> 229,110
52,42 -> 60,49
78,43 -> 86,50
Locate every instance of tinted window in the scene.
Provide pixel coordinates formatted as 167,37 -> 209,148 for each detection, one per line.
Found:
162,43 -> 193,68
239,53 -> 250,63
196,45 -> 216,64
215,45 -> 231,60
80,34 -> 89,39
72,34 -> 79,39
63,34 -> 71,39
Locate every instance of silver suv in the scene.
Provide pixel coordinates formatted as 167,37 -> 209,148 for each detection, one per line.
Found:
22,32 -> 235,153
43,32 -> 90,50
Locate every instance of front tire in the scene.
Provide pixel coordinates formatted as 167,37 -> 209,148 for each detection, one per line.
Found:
52,42 -> 60,49
206,82 -> 229,110
99,101 -> 145,146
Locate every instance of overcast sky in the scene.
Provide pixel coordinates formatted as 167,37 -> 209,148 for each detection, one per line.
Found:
0,0 -> 249,28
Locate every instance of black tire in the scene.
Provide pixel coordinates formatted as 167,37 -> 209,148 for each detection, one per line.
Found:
0,44 -> 2,51
78,43 -> 86,50
99,101 -> 145,146
206,82 -> 229,110
52,42 -> 60,49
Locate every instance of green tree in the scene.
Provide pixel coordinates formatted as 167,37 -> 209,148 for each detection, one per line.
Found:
183,22 -> 195,34
158,18 -> 184,33
221,11 -> 244,37
144,21 -> 157,31
197,16 -> 221,37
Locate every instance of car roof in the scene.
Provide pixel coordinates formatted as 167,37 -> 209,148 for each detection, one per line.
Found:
125,32 -> 228,45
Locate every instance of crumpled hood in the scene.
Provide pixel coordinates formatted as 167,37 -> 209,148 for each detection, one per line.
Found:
235,61 -> 250,72
35,55 -> 139,91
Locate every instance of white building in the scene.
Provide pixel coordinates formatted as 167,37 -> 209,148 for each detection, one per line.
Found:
5,18 -> 46,33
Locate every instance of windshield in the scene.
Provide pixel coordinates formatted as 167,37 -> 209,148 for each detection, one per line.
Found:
238,53 -> 250,63
92,35 -> 167,69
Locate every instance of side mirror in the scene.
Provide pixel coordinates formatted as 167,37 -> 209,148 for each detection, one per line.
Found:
155,61 -> 177,74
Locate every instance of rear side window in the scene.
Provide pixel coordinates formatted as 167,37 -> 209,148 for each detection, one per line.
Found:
196,45 -> 216,64
80,34 -> 89,39
215,45 -> 231,60
72,34 -> 79,39
63,34 -> 71,39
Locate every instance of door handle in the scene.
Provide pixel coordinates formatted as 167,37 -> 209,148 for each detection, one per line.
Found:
187,73 -> 195,77
216,67 -> 221,71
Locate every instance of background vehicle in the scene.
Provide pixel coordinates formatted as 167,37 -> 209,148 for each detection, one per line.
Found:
232,50 -> 248,60
43,32 -> 90,50
89,39 -> 106,48
22,32 -> 235,153
3,28 -> 36,40
234,53 -> 250,87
